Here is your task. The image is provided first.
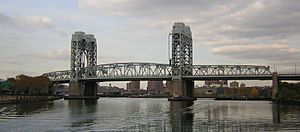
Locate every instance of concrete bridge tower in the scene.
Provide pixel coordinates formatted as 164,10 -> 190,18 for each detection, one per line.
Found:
69,31 -> 98,99
169,22 -> 195,100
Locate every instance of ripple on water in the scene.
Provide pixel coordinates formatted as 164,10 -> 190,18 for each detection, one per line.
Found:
0,99 -> 299,131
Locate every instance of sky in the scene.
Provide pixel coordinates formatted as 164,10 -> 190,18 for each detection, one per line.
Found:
1,0 -> 300,88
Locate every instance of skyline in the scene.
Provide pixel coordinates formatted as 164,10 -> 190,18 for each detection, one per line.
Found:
1,0 -> 300,87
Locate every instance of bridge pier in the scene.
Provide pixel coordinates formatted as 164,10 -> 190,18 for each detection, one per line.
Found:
84,82 -> 98,96
69,80 -> 84,96
67,80 -> 98,99
168,80 -> 196,101
272,72 -> 279,101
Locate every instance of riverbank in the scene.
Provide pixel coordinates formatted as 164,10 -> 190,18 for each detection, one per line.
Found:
215,97 -> 271,101
277,99 -> 300,105
0,95 -> 62,104
98,95 -> 169,98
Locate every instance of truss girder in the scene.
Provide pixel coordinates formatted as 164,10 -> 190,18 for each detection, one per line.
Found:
191,65 -> 271,76
84,63 -> 172,79
43,64 -> 273,81
43,70 -> 71,81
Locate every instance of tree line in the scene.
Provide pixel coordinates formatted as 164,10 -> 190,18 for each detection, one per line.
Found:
6,74 -> 53,95
216,87 -> 271,99
277,82 -> 300,101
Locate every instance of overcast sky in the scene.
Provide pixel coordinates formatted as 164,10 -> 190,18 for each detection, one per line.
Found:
1,0 -> 300,87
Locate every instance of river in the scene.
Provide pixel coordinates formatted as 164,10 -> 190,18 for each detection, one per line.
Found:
0,98 -> 299,131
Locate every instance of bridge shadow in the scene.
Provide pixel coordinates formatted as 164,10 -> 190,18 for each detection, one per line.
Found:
272,102 -> 280,127
67,99 -> 98,130
170,101 -> 194,132
168,100 -> 282,131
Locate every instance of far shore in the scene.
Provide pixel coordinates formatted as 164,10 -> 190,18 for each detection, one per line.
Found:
0,95 -> 62,104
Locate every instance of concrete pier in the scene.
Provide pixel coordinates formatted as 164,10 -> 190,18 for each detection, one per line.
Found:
69,80 -> 84,96
168,80 -> 196,101
68,80 -> 98,100
272,72 -> 279,100
84,82 -> 98,96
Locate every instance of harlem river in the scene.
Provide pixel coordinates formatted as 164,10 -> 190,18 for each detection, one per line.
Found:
0,98 -> 299,132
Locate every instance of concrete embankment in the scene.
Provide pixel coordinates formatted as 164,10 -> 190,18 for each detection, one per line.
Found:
0,95 -> 62,104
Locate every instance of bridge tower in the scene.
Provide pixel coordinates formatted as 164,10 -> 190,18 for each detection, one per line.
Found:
169,22 -> 195,100
69,31 -> 98,99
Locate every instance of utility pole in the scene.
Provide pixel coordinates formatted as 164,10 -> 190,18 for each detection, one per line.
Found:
275,65 -> 278,73
295,64 -> 297,74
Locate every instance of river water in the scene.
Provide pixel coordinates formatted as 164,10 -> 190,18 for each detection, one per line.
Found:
0,98 -> 299,132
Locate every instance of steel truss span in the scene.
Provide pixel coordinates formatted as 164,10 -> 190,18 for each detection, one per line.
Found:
43,63 -> 272,82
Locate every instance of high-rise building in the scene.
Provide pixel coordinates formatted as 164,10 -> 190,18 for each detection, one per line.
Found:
230,81 -> 239,88
126,81 -> 140,92
147,81 -> 163,94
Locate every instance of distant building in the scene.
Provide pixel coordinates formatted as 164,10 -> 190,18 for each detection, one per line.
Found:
166,81 -> 172,89
147,81 -> 163,94
205,80 -> 228,87
230,81 -> 239,88
194,87 -> 217,97
240,83 -> 246,88
98,84 -> 125,96
126,81 -> 140,92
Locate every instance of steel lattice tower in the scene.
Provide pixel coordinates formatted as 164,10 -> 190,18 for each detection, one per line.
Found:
70,31 -> 97,79
170,22 -> 193,79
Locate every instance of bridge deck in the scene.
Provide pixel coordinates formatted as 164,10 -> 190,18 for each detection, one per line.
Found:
43,62 -> 300,82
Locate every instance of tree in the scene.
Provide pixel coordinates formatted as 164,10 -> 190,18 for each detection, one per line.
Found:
249,87 -> 259,97
11,74 -> 52,95
0,80 -> 14,93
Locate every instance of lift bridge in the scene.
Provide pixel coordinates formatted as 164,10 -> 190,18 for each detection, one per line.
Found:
43,23 -> 300,100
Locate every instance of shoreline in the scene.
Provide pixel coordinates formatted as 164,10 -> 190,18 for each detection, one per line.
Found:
0,95 -> 62,104
276,99 -> 300,105
215,97 -> 272,101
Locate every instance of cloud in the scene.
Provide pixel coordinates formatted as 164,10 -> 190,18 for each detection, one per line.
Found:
0,12 -> 66,36
78,0 -> 300,39
0,49 -> 70,69
23,49 -> 70,61
212,40 -> 300,65
0,48 -> 70,78
22,16 -> 54,28
212,41 -> 290,54
20,16 -> 67,36
0,12 -> 19,27
78,0 -> 217,16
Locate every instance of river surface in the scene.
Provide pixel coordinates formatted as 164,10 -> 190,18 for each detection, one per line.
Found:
0,98 -> 299,132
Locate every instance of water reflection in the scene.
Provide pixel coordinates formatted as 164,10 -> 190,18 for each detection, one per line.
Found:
170,101 -> 194,132
190,101 -> 286,131
272,102 -> 280,126
68,99 -> 97,130
0,99 -> 299,131
169,100 -> 278,131
0,101 -> 54,119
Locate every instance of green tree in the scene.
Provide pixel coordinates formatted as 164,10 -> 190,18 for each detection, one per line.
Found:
12,74 -> 52,95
